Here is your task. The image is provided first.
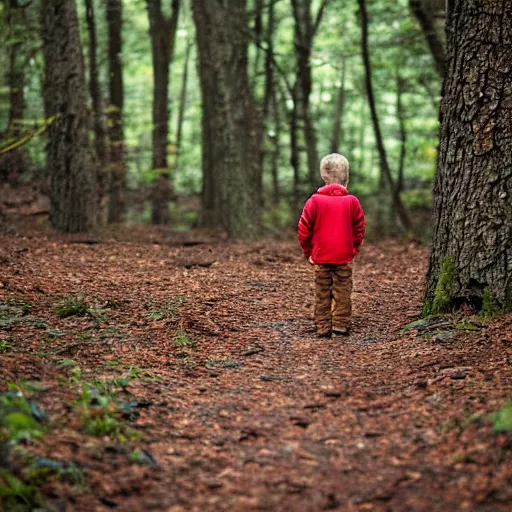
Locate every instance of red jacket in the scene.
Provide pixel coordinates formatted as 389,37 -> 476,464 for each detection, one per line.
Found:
297,184 -> 365,264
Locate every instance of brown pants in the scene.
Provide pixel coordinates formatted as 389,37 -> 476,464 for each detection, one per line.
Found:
314,264 -> 353,335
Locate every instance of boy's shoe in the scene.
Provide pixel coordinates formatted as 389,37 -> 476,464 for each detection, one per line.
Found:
317,331 -> 332,338
332,327 -> 349,336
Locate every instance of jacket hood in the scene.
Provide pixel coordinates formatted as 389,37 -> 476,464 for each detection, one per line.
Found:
317,184 -> 348,197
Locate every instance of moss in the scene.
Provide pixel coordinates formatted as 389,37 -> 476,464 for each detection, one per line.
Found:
421,300 -> 431,318
481,288 -> 500,318
432,256 -> 457,315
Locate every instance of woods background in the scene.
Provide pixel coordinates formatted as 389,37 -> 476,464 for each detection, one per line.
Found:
0,0 -> 444,239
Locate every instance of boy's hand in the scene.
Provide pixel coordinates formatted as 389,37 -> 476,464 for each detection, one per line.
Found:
308,256 -> 314,265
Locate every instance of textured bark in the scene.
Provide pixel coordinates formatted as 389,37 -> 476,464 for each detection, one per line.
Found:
147,0 -> 180,225
41,0 -> 97,232
396,71 -> 407,194
409,0 -> 446,78
193,0 -> 263,239
358,0 -> 412,232
425,0 -> 512,310
84,0 -> 108,218
175,39 -> 192,168
106,0 -> 126,223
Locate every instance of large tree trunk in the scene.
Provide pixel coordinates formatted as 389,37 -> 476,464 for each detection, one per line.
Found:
358,0 -> 412,232
106,0 -> 126,223
41,0 -> 97,233
193,0 -> 263,239
147,0 -> 180,225
425,0 -> 512,313
84,0 -> 108,220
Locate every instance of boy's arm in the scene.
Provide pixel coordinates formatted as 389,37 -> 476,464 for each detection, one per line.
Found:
297,198 -> 315,259
352,198 -> 366,255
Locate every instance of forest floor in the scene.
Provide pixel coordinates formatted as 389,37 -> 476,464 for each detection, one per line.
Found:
1,223 -> 512,512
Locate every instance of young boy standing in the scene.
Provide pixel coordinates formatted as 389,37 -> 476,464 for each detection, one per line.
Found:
298,154 -> 365,338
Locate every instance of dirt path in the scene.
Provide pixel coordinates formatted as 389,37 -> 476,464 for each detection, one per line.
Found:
1,231 -> 511,511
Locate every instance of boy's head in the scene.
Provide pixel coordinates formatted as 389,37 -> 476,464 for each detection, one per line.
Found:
320,153 -> 349,186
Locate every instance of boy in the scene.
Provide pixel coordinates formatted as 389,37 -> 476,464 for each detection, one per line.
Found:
298,154 -> 365,338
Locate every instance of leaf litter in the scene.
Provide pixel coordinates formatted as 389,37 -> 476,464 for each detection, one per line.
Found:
0,227 -> 511,511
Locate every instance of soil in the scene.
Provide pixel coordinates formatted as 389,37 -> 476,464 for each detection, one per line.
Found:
1,226 -> 511,512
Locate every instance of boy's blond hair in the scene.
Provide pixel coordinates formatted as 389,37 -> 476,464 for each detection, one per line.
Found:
320,153 -> 349,186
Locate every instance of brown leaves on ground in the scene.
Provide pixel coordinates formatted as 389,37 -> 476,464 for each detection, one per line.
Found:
0,227 -> 511,511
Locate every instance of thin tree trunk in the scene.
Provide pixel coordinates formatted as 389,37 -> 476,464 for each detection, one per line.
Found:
358,0 -> 412,232
271,83 -> 281,204
41,0 -> 97,232
147,0 -> 180,225
425,0 -> 512,312
330,56 -> 346,154
106,0 -> 125,223
84,0 -> 108,220
396,71 -> 407,194
409,0 -> 445,79
175,38 -> 192,169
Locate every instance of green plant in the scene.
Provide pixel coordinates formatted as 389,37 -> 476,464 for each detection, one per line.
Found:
489,401 -> 512,434
53,295 -> 89,318
174,331 -> 195,348
481,288 -> 500,318
0,468 -> 40,511
0,341 -> 13,353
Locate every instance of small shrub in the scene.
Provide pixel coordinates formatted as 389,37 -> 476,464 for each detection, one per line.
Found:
0,341 -> 13,353
174,332 -> 195,348
54,295 -> 89,318
481,288 -> 500,318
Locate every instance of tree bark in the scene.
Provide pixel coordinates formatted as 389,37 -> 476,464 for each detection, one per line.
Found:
358,0 -> 412,232
84,0 -> 108,218
41,0 -> 97,232
409,0 -> 446,79
147,0 -> 180,225
425,0 -> 512,312
106,0 -> 125,223
291,0 -> 327,191
396,71 -> 407,194
175,38 -> 192,169
193,0 -> 263,239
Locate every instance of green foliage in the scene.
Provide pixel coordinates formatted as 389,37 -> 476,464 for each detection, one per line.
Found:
0,340 -> 13,352
174,331 -> 195,349
0,468 -> 40,511
147,297 -> 186,320
489,402 -> 512,435
432,257 -> 457,315
481,288 -> 500,318
53,295 -> 90,318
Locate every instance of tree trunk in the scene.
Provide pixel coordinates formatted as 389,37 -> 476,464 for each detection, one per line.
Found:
330,56 -> 346,154
41,0 -> 97,233
84,0 -> 108,220
106,0 -> 125,223
409,0 -> 446,79
175,39 -> 192,169
291,0 -> 325,191
147,0 -> 180,225
425,0 -> 512,313
358,0 -> 412,232
193,0 -> 263,239
396,71 -> 407,194
271,84 -> 281,205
